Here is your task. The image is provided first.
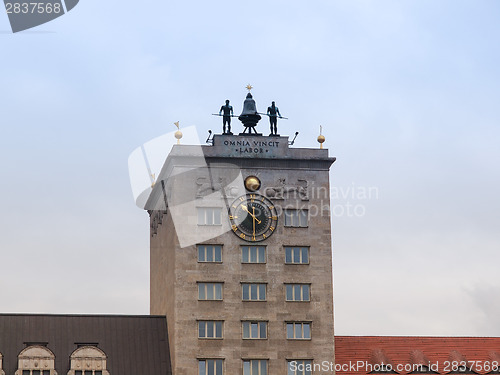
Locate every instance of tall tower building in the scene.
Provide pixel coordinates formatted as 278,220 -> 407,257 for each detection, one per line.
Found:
146,101 -> 336,374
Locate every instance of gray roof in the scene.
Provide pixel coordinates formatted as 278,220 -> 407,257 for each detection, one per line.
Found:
0,314 -> 171,375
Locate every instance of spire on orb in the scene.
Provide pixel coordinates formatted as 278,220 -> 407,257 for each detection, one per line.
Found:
174,121 -> 183,144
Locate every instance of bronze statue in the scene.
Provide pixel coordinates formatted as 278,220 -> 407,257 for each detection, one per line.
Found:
219,100 -> 233,135
267,101 -> 281,136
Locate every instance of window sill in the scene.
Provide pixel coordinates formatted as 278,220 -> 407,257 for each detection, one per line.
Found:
241,262 -> 267,265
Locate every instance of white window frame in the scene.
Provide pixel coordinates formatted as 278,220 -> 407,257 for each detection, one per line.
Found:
198,282 -> 224,300
285,283 -> 310,301
284,246 -> 309,264
286,322 -> 312,340
284,209 -> 308,227
241,246 -> 266,264
198,359 -> 224,375
198,245 -> 223,263
243,359 -> 268,375
242,321 -> 268,339
198,320 -> 224,339
242,283 -> 267,301
197,207 -> 222,226
287,360 -> 313,375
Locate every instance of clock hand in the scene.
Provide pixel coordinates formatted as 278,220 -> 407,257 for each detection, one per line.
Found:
241,205 -> 262,224
252,206 -> 256,240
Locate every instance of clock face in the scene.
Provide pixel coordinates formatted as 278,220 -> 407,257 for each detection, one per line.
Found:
229,194 -> 278,242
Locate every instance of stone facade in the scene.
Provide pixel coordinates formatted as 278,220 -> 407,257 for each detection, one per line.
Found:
68,346 -> 110,375
15,346 -> 57,375
149,135 -> 336,374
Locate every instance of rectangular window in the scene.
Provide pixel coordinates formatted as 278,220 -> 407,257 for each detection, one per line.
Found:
199,359 -> 224,375
241,246 -> 266,263
198,283 -> 223,300
198,321 -> 223,339
243,360 -> 268,375
285,247 -> 309,264
242,283 -> 266,301
198,207 -> 222,225
198,245 -> 222,262
242,321 -> 267,339
284,209 -> 308,227
286,322 -> 311,339
288,360 -> 312,375
285,284 -> 310,301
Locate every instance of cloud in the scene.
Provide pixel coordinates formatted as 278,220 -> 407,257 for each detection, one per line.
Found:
466,285 -> 500,335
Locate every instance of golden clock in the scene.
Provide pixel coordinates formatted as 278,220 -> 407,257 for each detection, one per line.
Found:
229,194 -> 278,242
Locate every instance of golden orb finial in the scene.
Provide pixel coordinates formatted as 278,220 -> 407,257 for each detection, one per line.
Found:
174,121 -> 183,144
246,84 -> 253,92
317,125 -> 325,149
244,176 -> 261,192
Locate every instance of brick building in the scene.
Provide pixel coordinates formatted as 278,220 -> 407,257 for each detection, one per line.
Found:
335,336 -> 500,375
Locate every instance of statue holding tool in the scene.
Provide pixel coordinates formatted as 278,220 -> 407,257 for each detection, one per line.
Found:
267,101 -> 285,136
212,85 -> 288,136
219,100 -> 234,135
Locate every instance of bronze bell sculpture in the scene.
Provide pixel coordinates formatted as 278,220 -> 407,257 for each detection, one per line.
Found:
238,93 -> 262,134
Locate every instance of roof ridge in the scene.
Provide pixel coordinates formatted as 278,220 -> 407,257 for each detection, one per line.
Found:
0,313 -> 166,318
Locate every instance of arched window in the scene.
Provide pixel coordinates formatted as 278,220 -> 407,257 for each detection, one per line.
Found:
0,351 -> 5,375
67,346 -> 109,375
15,345 -> 57,375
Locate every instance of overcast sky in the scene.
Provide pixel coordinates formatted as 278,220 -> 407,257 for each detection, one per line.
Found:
1,0 -> 499,336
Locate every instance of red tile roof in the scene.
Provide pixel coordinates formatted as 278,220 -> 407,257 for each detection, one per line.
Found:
335,336 -> 500,374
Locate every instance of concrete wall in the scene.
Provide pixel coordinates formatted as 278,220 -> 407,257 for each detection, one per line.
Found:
150,136 -> 335,374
